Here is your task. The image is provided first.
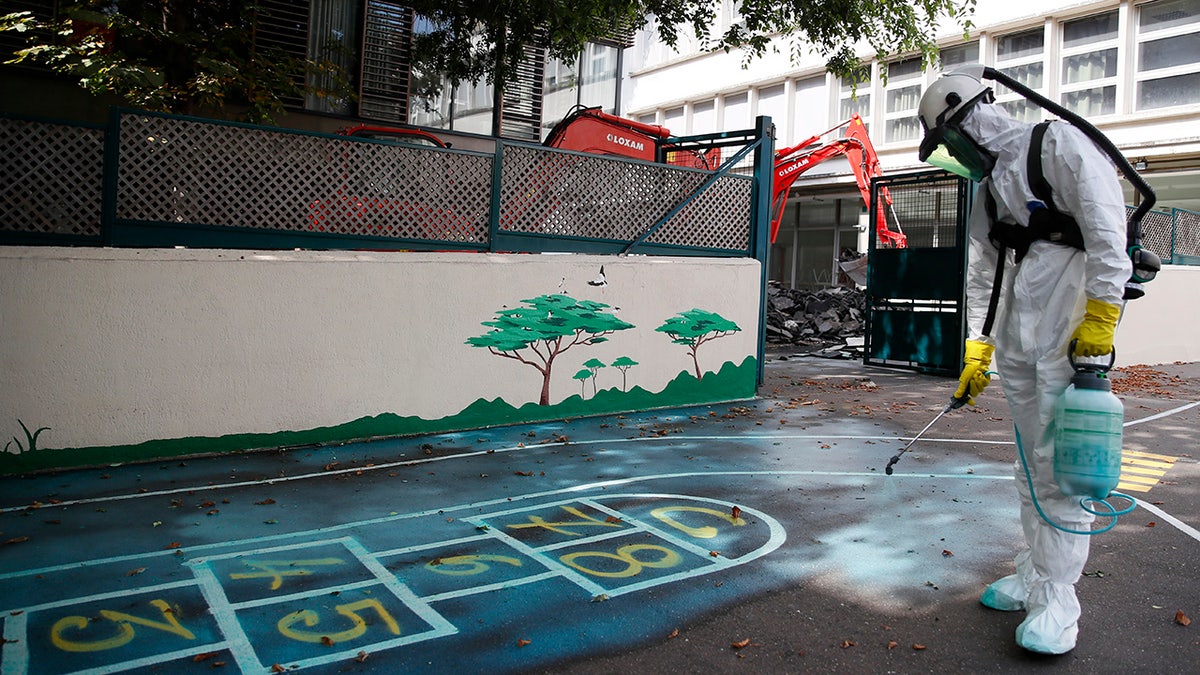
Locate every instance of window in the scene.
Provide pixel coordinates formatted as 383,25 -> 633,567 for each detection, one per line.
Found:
995,28 -> 1045,122
1136,0 -> 1200,110
540,43 -> 620,139
883,57 -> 922,143
691,100 -> 717,134
939,42 -> 980,70
724,92 -> 750,130
838,67 -> 871,123
1060,11 -> 1119,116
793,77 -> 828,145
757,83 -> 788,133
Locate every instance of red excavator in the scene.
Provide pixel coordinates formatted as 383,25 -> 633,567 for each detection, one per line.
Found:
323,107 -> 905,249
543,106 -> 904,248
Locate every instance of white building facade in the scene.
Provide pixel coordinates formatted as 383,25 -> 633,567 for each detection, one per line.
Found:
620,0 -> 1200,288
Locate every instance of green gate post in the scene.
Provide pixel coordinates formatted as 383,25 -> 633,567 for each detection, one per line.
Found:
749,115 -> 775,386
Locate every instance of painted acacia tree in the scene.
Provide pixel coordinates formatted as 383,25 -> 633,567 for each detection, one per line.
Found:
582,358 -> 606,396
3,1 -> 973,123
467,294 -> 633,406
656,309 -> 741,381
612,356 -> 638,391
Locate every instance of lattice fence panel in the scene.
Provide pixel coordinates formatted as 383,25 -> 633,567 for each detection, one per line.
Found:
1173,208 -> 1200,261
0,117 -> 103,238
117,113 -> 491,243
498,144 -> 750,250
1132,206 -> 1173,261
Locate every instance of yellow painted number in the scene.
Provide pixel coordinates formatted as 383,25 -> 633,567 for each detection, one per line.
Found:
506,506 -> 623,536
51,599 -> 195,653
560,544 -> 681,578
229,557 -> 345,590
650,506 -> 745,539
277,599 -> 401,644
426,554 -> 523,576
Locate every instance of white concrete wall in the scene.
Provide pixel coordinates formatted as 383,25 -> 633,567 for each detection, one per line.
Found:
0,248 -> 761,454
1115,265 -> 1200,366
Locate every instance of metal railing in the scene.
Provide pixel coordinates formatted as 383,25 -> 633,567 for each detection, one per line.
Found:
3,110 -> 769,258
1132,205 -> 1200,265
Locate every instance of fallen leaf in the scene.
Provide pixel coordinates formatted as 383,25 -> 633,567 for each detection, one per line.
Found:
668,629 -> 679,639
514,471 -> 534,476
942,549 -> 953,557
4,537 -> 29,545
192,652 -> 220,662
200,501 -> 215,508
127,567 -> 146,576
913,643 -> 928,650
840,640 -> 856,649
591,594 -> 609,602
732,638 -> 752,649
605,516 -> 622,523
324,462 -> 339,471
321,636 -> 334,646
355,650 -> 369,662
271,665 -> 285,673
887,640 -> 898,650
731,506 -> 742,520
709,551 -> 721,557
517,638 -> 532,647
255,498 -> 276,505
1176,610 -> 1191,627
1147,521 -> 1157,528
165,542 -> 181,549
210,661 -> 226,667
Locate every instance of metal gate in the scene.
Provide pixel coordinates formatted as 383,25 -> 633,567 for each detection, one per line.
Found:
864,170 -> 972,375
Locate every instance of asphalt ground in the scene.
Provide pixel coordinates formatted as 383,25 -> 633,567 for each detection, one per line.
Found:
1,345 -> 1197,674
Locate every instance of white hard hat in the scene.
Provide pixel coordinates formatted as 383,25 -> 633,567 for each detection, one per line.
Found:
917,64 -> 995,179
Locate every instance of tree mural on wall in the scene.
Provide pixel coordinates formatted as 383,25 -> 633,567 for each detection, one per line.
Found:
611,356 -> 638,391
467,294 -> 634,405
656,309 -> 741,381
582,358 -> 606,396
573,369 -> 592,398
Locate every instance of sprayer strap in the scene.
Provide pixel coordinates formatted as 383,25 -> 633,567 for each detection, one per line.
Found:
981,187 -> 1006,339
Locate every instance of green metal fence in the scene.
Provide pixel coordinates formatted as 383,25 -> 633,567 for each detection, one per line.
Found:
1132,205 -> 1200,265
2,109 -> 771,259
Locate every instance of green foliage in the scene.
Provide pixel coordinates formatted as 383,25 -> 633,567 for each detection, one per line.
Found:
402,0 -> 974,93
0,2 -> 356,123
611,355 -> 638,391
466,294 -> 634,405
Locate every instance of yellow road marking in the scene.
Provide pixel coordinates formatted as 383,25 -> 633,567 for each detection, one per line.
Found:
1124,450 -> 1180,463
1116,451 -> 1181,493
1116,482 -> 1153,493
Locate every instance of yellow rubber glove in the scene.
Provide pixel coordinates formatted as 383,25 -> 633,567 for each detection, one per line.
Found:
1071,298 -> 1121,357
955,339 -> 994,406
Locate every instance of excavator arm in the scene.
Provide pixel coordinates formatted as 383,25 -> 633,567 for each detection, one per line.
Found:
769,115 -> 906,248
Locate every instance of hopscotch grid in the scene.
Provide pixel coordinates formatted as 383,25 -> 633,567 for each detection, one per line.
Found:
581,498 -> 738,561
531,525 -> 647,552
373,533 -> 493,559
461,521 -> 608,597
184,536 -> 355,564
1,610 -> 29,675
190,561 -> 266,674
2,579 -> 198,614
421,571 -> 561,603
63,643 -> 233,675
224,578 -> 381,612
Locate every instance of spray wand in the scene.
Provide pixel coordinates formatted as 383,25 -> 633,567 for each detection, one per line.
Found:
884,395 -> 968,475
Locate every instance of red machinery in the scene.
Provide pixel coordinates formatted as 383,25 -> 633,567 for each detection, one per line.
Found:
769,114 -> 906,247
323,109 -> 904,249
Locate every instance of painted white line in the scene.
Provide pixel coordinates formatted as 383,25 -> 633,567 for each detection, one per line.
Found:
190,559 -> 264,674
1123,400 -> 1200,427
0,469 -> 1015,583
0,434 -> 1007,515
1,609 -> 29,675
421,571 -> 561,603
1133,500 -> 1200,543
69,644 -> 232,675
2,579 -> 197,614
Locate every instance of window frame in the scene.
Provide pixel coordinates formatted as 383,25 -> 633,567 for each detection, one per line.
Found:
1059,10 -> 1121,117
1133,0 -> 1200,111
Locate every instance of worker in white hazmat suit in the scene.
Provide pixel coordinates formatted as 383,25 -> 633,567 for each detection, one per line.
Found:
916,65 -> 1131,655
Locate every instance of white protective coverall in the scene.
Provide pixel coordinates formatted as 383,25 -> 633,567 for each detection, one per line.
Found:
959,102 -> 1131,654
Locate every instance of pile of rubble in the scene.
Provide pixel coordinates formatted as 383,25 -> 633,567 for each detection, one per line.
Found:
765,282 -> 866,356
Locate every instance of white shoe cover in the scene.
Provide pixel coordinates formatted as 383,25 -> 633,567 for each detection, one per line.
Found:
980,574 -> 1027,611
1015,581 -> 1080,654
